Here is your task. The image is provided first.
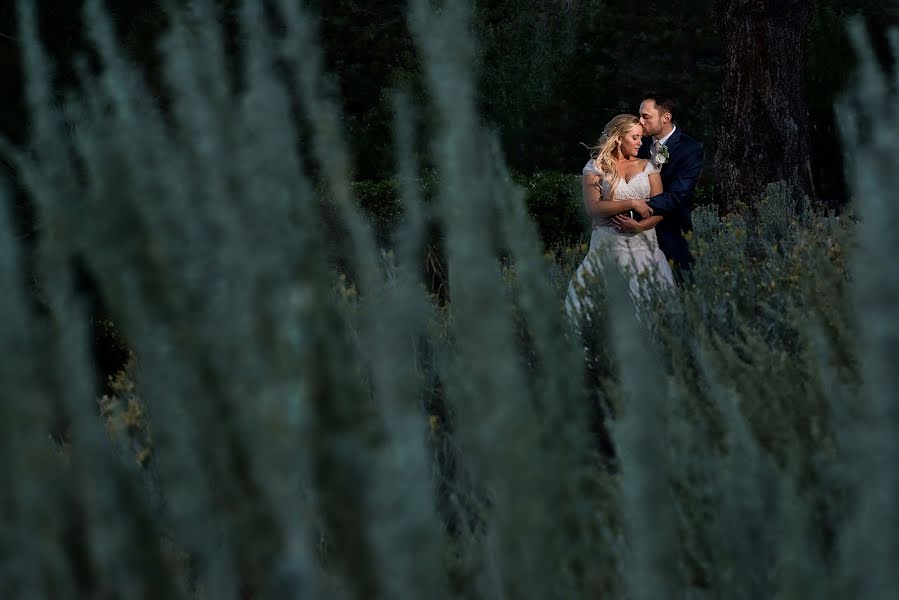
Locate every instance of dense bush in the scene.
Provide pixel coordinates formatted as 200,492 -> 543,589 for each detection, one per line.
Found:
334,170 -> 587,250
0,2 -> 896,599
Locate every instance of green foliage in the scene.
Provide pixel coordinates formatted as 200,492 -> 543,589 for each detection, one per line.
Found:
510,171 -> 589,248
1,1 -> 897,599
336,170 -> 587,250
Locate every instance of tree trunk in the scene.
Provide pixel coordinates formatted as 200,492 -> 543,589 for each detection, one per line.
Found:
714,0 -> 812,213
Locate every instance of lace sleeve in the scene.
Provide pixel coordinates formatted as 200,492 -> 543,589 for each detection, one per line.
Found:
643,160 -> 658,175
583,159 -> 602,176
583,160 -> 613,200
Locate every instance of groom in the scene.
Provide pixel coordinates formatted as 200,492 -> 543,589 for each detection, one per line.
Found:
617,92 -> 704,279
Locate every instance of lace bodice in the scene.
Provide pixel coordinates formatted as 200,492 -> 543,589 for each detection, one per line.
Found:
583,159 -> 657,201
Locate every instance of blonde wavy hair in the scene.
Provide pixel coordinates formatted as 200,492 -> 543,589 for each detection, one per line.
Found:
586,114 -> 642,196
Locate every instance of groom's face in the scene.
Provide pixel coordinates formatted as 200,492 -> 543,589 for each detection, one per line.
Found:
639,100 -> 667,138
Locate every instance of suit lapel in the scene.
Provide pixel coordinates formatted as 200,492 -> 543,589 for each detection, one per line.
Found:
657,129 -> 682,183
662,128 -> 682,153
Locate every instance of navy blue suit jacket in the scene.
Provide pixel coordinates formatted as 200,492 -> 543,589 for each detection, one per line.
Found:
637,128 -> 703,271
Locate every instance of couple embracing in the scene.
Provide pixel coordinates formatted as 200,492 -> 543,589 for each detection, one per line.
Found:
566,92 -> 704,317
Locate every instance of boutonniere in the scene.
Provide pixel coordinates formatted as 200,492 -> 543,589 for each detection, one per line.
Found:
654,144 -> 670,168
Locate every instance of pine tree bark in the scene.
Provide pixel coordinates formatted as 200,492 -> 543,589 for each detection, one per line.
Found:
713,0 -> 812,213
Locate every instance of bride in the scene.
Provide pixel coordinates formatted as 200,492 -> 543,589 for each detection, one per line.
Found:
566,114 -> 675,318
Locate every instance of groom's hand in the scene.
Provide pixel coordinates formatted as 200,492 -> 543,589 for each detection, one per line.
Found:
631,199 -> 653,219
612,214 -> 642,233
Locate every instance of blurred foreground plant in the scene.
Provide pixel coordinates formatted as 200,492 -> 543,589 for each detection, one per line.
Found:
0,1 -> 896,599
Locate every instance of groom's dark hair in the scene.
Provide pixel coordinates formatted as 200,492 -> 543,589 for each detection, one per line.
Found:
641,91 -> 678,122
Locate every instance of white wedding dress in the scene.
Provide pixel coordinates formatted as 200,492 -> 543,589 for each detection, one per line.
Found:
565,159 -> 675,318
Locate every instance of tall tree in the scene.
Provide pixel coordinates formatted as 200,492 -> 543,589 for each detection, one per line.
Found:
713,0 -> 813,213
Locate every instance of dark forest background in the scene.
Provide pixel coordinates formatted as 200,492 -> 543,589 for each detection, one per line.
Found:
0,0 -> 896,221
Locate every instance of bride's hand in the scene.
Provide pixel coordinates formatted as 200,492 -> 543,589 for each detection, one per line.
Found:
611,214 -> 642,233
631,199 -> 653,219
